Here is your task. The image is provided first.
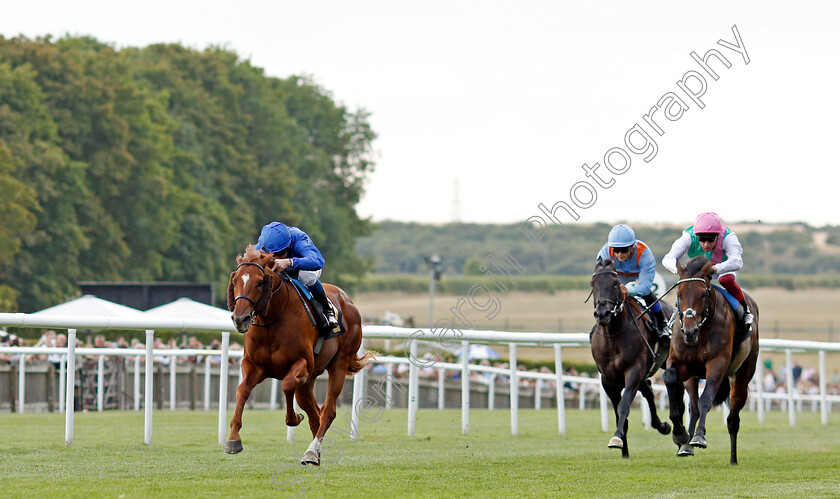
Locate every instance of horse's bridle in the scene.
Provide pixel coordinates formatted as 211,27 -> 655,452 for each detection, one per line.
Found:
589,270 -> 624,317
233,261 -> 282,323
676,277 -> 711,328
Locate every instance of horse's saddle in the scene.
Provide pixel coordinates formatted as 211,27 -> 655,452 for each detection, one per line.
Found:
287,278 -> 347,354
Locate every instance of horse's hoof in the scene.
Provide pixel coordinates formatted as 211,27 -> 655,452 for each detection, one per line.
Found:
690,435 -> 707,448
608,437 -> 623,449
300,449 -> 320,466
225,440 -> 243,454
677,444 -> 694,457
287,412 -> 305,427
672,430 -> 689,447
658,422 -> 672,435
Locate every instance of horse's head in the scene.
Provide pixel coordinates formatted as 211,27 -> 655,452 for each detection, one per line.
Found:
591,257 -> 622,327
228,245 -> 277,333
676,256 -> 713,345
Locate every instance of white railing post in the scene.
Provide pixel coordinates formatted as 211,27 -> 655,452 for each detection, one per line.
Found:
270,378 -> 279,410
554,344 -> 565,435
579,383 -> 586,411
218,332 -> 230,445
65,329 -> 77,446
599,373 -> 609,432
509,342 -> 518,437
59,355 -> 66,413
134,355 -> 141,411
756,350 -> 765,424
204,355 -> 212,411
386,363 -> 394,409
535,378 -> 543,410
488,374 -> 496,411
641,393 -> 651,429
170,354 -> 177,411
97,355 -> 105,412
461,340 -> 469,435
17,354 -> 25,414
350,340 -> 366,440
785,349 -> 795,426
819,350 -> 828,426
438,368 -> 445,410
408,339 -> 418,437
144,330 -> 154,445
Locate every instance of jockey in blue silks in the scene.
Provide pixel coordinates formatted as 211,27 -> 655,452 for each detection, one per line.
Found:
255,221 -> 339,329
597,224 -> 670,348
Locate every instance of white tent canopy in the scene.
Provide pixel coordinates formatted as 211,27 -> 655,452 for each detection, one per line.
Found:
33,295 -> 146,318
144,297 -> 232,324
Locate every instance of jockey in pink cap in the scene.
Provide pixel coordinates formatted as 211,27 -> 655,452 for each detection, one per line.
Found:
662,212 -> 754,331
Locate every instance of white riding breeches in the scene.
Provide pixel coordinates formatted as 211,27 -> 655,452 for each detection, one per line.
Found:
298,269 -> 322,286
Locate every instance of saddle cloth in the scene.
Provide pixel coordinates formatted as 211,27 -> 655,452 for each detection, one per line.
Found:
288,277 -> 346,340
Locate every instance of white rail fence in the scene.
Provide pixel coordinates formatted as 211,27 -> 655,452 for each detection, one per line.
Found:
1,313 -> 838,447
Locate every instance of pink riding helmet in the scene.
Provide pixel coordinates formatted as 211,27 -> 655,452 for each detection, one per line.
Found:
694,212 -> 724,234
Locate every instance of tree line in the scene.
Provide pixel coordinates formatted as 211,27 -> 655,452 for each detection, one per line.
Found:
0,35 -> 375,312
356,221 -> 840,287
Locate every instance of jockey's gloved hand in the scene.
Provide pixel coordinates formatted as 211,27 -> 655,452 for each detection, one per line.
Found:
624,281 -> 638,296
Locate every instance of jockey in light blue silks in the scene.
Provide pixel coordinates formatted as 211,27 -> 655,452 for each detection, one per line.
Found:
255,221 -> 339,329
597,224 -> 671,349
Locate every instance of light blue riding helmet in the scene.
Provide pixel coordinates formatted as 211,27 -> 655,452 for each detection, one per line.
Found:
607,224 -> 636,248
255,222 -> 292,253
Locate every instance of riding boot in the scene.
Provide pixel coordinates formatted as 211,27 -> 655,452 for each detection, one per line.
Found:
739,299 -> 754,333
313,290 -> 339,329
654,308 -> 671,351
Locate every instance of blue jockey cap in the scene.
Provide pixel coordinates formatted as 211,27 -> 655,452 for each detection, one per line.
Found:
607,224 -> 636,248
255,222 -> 292,253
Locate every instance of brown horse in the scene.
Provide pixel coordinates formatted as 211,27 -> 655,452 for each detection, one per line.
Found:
663,256 -> 759,464
590,258 -> 672,458
225,245 -> 374,465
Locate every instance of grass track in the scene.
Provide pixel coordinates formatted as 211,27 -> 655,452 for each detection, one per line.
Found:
4,408 -> 840,498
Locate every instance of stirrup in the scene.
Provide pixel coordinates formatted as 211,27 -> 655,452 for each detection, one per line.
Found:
323,310 -> 339,328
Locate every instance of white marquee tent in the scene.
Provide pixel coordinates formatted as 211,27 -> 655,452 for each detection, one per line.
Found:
33,295 -> 146,318
144,297 -> 232,324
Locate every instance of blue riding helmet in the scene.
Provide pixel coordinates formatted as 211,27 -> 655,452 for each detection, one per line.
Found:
607,224 -> 636,247
255,222 -> 292,253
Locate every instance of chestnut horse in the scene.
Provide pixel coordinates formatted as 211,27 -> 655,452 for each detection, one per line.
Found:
590,258 -> 673,458
226,245 -> 374,465
664,256 -> 759,465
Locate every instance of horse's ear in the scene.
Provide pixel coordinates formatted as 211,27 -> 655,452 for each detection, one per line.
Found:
236,253 -> 243,264
676,259 -> 684,275
254,272 -> 273,315
227,272 -> 236,312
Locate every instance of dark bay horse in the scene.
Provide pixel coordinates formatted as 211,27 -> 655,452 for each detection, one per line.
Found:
226,245 -> 375,465
590,258 -> 672,458
664,256 -> 759,464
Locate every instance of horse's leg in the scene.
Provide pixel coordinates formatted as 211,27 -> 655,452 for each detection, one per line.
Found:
639,379 -> 671,435
692,358 -> 729,449
685,377 -> 700,441
663,364 -> 692,456
728,345 -> 758,465
225,357 -> 265,454
301,363 -> 349,466
610,368 -> 644,458
602,380 -> 626,456
295,378 -> 322,438
283,358 -> 309,427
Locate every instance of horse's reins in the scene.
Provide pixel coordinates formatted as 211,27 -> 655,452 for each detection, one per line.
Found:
634,276 -> 711,328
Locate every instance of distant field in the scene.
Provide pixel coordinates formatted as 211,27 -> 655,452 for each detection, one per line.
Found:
5,409 -> 839,498
352,287 -> 840,369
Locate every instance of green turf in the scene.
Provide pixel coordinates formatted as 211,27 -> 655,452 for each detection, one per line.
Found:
4,407 -> 839,498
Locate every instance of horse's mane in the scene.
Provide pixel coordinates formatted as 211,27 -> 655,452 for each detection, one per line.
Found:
685,256 -> 710,276
243,244 -> 265,261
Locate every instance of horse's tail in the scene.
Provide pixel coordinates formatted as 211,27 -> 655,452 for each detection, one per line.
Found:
713,378 -> 731,406
347,350 -> 377,376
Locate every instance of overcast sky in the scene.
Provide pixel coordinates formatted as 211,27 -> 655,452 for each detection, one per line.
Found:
2,1 -> 838,227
